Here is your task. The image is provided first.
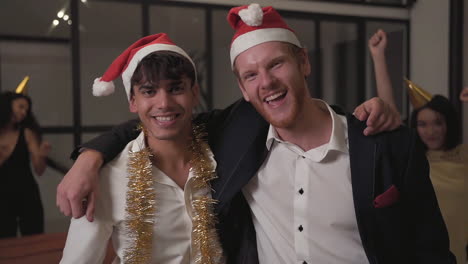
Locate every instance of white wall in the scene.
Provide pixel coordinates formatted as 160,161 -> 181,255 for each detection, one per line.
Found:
410,0 -> 450,97
411,0 -> 466,144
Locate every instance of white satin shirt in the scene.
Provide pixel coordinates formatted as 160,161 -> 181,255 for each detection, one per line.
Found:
243,100 -> 369,264
60,132 -> 218,264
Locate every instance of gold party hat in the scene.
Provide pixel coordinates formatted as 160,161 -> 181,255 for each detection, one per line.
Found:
15,76 -> 30,95
404,78 -> 432,109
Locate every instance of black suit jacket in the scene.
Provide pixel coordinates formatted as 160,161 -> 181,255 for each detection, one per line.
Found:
76,99 -> 454,264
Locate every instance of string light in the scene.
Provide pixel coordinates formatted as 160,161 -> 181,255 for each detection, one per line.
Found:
52,1 -> 85,30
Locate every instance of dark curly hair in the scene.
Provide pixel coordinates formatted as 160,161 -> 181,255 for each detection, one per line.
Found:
410,95 -> 461,151
0,91 -> 42,140
130,50 -> 196,97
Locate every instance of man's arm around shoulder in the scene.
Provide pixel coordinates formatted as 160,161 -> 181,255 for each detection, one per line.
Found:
57,118 -> 140,222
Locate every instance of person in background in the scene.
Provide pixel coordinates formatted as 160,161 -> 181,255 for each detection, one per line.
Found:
460,86 -> 468,102
370,29 -> 467,264
61,33 -> 223,264
0,77 -> 51,238
410,93 -> 468,264
368,29 -> 398,112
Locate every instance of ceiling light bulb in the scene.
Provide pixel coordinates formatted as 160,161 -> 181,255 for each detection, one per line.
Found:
57,11 -> 64,18
53,19 -> 60,26
68,20 -> 72,25
63,14 -> 69,21
81,0 -> 87,3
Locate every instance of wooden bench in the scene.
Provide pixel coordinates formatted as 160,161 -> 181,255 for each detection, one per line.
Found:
0,232 -> 115,264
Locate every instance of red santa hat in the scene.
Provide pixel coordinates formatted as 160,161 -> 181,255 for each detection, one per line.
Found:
227,3 -> 302,68
92,33 -> 196,100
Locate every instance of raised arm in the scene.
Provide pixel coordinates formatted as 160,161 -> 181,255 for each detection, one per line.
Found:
368,30 -> 397,110
56,118 -> 140,221
352,30 -> 401,135
24,128 -> 50,176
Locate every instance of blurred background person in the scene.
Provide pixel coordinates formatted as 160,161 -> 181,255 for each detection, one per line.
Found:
0,77 -> 51,238
409,92 -> 467,264
460,87 -> 468,102
370,30 -> 468,264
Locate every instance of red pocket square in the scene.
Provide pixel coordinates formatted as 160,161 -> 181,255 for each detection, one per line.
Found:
373,185 -> 400,208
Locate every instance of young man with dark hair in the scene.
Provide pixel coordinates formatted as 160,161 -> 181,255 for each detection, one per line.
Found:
60,34 -> 223,264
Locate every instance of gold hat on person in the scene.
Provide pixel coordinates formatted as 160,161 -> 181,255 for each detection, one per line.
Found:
404,78 -> 432,109
15,76 -> 30,95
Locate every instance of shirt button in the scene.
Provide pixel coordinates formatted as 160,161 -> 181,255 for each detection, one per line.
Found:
298,188 -> 304,195
298,225 -> 303,232
301,155 -> 306,159
303,261 -> 308,264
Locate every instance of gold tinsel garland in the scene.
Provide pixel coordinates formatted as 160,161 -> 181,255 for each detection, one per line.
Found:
189,125 -> 223,264
124,124 -> 223,264
124,147 -> 156,263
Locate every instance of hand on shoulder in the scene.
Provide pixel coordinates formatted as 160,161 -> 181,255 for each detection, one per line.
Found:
353,97 -> 402,136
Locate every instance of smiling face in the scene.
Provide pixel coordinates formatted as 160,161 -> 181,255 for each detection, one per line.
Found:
11,97 -> 30,124
130,77 -> 199,142
416,108 -> 447,151
234,42 -> 311,129
128,51 -> 198,143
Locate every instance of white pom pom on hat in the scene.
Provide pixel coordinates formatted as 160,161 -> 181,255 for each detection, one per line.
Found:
227,3 -> 302,68
238,3 -> 263,26
92,78 -> 115,97
93,33 -> 196,100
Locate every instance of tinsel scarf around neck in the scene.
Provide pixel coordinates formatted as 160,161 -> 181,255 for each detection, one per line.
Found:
124,124 -> 223,264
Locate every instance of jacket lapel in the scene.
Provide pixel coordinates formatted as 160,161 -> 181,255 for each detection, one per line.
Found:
210,100 -> 269,213
346,114 -> 378,263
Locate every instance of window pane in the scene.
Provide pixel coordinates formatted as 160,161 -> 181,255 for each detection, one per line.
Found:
0,41 -> 72,126
41,133 -> 74,233
150,6 -> 205,57
80,2 -> 141,126
321,21 -> 359,112
43,133 -> 74,172
212,9 -> 240,109
0,0 -> 70,38
366,22 -> 408,117
284,17 -> 317,97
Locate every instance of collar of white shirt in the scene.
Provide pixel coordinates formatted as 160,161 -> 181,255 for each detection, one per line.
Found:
265,99 -> 349,162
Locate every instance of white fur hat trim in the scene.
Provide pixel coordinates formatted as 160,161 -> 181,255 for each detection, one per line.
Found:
230,28 -> 301,68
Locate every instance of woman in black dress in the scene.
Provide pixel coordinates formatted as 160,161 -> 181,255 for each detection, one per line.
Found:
0,90 -> 50,238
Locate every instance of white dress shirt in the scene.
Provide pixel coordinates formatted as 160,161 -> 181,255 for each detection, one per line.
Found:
61,132 -> 218,264
243,100 -> 369,264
